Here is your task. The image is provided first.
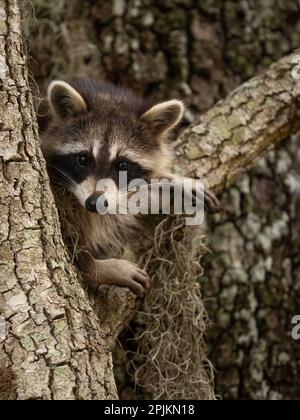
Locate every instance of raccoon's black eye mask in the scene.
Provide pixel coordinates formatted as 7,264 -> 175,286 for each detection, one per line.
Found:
112,158 -> 151,186
49,152 -> 151,187
50,152 -> 94,184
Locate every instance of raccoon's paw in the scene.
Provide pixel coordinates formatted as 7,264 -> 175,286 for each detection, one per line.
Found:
118,260 -> 152,296
185,178 -> 223,215
102,259 -> 152,296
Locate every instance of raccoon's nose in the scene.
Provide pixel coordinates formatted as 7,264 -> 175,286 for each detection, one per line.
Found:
85,195 -> 98,213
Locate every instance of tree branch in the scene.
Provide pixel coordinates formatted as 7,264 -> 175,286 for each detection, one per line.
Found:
175,51 -> 300,193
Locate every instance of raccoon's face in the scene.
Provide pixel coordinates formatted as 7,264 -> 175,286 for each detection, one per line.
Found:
40,80 -> 184,214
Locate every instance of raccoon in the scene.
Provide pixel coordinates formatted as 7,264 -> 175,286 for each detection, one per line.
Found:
39,80 -> 221,296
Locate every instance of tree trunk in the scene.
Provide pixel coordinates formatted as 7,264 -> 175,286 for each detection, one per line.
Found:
0,0 -> 117,400
13,0 -> 300,400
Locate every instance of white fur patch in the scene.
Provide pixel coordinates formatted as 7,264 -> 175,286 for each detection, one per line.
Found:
52,143 -> 89,155
109,142 -> 122,162
72,177 -> 97,206
93,141 -> 101,160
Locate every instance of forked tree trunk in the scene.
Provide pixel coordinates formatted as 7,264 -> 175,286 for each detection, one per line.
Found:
0,0 -> 117,400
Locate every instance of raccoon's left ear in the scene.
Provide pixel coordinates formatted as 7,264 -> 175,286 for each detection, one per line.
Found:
48,81 -> 88,120
141,100 -> 185,137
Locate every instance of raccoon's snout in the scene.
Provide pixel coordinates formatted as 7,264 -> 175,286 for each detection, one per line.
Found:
85,194 -> 109,213
85,195 -> 98,213
85,185 -> 113,214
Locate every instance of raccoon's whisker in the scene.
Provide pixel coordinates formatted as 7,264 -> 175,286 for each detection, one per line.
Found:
128,182 -> 173,191
119,179 -> 142,193
48,163 -> 76,189
118,182 -> 178,197
147,181 -> 175,186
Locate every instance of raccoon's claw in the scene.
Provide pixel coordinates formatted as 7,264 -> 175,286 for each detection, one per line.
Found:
124,262 -> 152,296
191,182 -> 223,214
204,189 -> 223,214
167,174 -> 223,216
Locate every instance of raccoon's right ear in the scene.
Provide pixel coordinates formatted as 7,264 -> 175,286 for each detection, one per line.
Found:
48,81 -> 88,120
141,100 -> 185,138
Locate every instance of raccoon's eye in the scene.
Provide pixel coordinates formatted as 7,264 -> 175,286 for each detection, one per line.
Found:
118,160 -> 129,171
76,155 -> 89,168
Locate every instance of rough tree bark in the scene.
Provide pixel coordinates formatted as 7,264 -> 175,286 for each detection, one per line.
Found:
4,0 -> 300,400
0,0 -> 117,400
175,52 -> 300,191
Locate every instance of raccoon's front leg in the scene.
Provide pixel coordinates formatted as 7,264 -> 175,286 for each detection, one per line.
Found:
95,259 -> 152,296
78,253 -> 152,296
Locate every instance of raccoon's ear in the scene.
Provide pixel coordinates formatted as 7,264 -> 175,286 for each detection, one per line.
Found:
48,81 -> 88,120
141,100 -> 184,137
